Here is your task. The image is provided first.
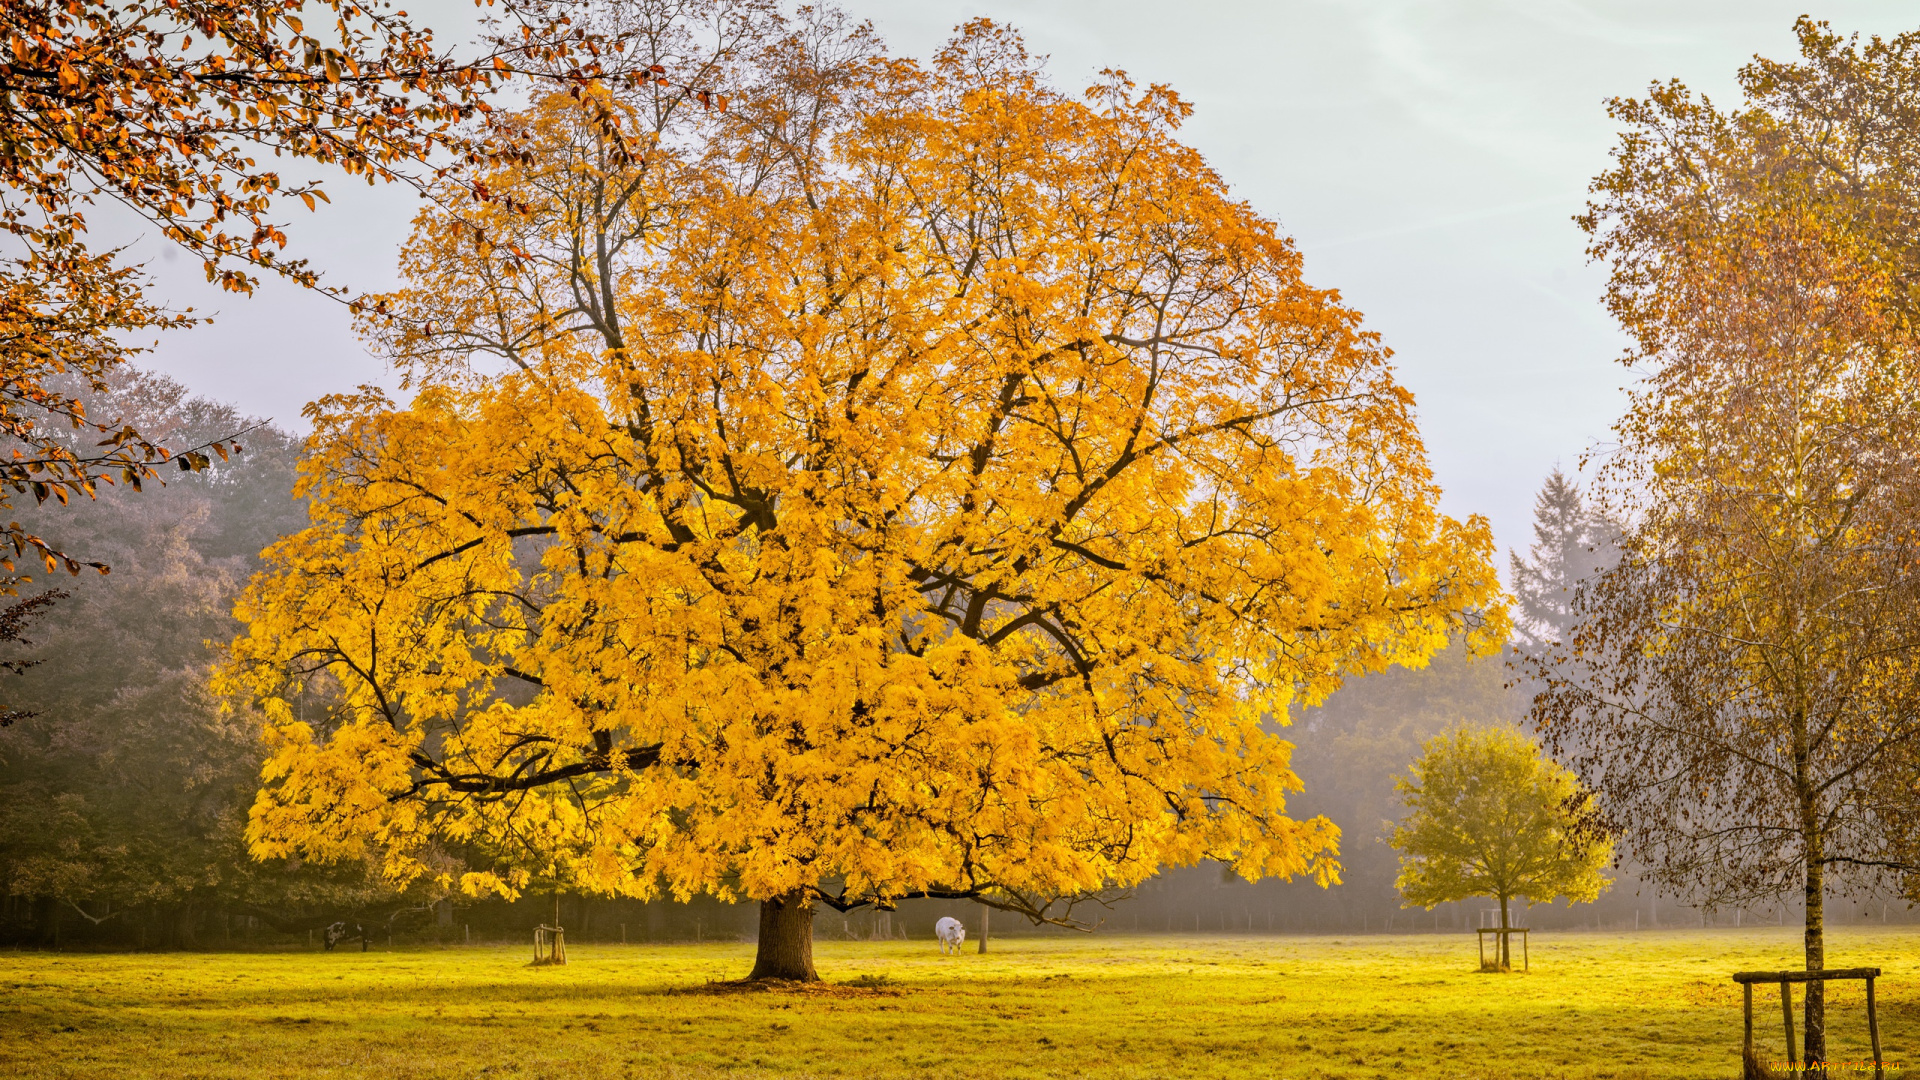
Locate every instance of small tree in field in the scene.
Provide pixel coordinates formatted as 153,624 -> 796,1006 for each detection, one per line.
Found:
1390,727 -> 1611,968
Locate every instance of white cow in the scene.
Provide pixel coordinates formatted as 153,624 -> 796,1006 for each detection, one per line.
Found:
934,916 -> 967,955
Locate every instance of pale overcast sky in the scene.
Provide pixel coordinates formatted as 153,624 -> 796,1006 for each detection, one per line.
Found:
129,1 -> 1920,571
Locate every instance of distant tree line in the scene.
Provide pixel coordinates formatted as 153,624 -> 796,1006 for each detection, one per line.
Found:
0,373 -> 401,947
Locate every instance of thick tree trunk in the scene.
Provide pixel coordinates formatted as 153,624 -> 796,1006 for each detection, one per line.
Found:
749,892 -> 818,982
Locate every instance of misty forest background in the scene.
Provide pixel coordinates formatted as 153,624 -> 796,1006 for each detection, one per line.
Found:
0,377 -> 1906,950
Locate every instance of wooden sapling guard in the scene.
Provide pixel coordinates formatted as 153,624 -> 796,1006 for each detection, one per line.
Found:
1475,927 -> 1529,972
533,924 -> 567,966
1731,967 -> 1882,1080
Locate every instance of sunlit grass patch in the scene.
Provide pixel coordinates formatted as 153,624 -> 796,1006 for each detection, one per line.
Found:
1,926 -> 1914,1079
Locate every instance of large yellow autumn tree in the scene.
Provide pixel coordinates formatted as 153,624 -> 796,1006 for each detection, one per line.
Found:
218,12 -> 1504,980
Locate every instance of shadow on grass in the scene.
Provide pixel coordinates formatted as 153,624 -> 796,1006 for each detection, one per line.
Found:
675,977 -> 902,998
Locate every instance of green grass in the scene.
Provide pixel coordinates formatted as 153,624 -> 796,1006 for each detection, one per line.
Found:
2,927 -> 1915,1079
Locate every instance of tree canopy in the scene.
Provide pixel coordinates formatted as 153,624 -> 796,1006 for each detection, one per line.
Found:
0,0 -> 467,582
1390,726 -> 1611,967
0,0 -> 669,585
217,15 -> 1504,980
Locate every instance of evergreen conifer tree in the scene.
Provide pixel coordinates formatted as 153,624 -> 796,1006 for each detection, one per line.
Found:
1508,468 -> 1616,656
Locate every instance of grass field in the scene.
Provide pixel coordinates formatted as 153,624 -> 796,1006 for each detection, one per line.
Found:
2,927 -> 1915,1079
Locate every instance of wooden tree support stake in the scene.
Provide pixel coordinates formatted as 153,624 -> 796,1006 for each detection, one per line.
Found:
533,924 -> 566,966
1780,981 -> 1795,1072
1732,967 -> 1882,1080
1743,982 -> 1753,1073
1473,927 -> 1529,972
1868,975 -> 1883,1077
